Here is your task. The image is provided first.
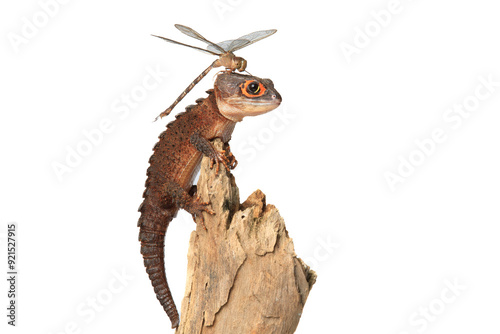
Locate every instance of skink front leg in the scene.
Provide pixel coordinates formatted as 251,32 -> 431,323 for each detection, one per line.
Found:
190,132 -> 237,173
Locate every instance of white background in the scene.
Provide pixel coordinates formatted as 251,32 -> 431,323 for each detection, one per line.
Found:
1,0 -> 500,333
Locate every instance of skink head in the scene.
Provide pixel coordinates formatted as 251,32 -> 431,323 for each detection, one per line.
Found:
214,72 -> 281,122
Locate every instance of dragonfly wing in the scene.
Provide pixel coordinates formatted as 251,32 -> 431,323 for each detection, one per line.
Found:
227,29 -> 277,52
206,29 -> 277,53
226,39 -> 253,52
207,40 -> 233,53
151,35 -> 220,56
174,24 -> 226,54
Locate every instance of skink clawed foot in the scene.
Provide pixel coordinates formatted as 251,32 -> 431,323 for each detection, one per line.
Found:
225,144 -> 238,169
209,149 -> 232,173
184,195 -> 215,230
208,145 -> 238,173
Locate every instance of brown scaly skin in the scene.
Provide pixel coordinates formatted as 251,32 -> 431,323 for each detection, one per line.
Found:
138,72 -> 281,329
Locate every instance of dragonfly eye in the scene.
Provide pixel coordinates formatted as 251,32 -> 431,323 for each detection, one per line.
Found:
239,59 -> 247,72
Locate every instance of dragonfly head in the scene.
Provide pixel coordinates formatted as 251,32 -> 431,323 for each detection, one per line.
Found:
215,72 -> 281,122
220,53 -> 247,72
235,57 -> 247,72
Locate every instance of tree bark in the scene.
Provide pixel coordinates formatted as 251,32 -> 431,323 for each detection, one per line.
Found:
176,139 -> 317,334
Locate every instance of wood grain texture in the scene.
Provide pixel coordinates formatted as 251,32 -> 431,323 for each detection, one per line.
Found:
176,139 -> 317,334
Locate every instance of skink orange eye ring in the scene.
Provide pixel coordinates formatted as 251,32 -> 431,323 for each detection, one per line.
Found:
241,80 -> 266,97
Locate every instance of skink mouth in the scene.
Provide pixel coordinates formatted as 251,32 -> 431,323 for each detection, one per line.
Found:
232,100 -> 279,106
217,93 -> 281,122
227,94 -> 282,106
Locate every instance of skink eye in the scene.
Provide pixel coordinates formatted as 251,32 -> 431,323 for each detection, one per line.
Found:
247,81 -> 260,94
241,80 -> 266,97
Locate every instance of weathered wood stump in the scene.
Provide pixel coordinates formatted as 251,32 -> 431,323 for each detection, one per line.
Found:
176,139 -> 316,334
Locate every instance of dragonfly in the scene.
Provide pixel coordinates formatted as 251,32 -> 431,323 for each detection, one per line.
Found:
152,24 -> 277,121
